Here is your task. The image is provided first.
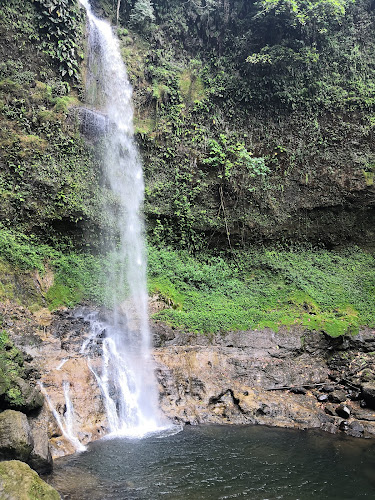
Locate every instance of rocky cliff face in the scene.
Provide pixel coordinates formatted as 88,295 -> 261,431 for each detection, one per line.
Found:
2,303 -> 375,461
153,324 -> 375,439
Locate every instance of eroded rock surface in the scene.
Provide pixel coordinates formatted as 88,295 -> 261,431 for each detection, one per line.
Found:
1,304 -> 107,459
154,325 -> 375,438
1,302 -> 375,462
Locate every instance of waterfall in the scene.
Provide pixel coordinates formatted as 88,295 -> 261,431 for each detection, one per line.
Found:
40,382 -> 86,453
78,0 -> 169,437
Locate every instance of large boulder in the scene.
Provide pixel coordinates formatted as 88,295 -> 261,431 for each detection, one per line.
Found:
29,419 -> 53,474
0,331 -> 43,414
0,410 -> 33,462
0,460 -> 60,500
13,378 -> 44,413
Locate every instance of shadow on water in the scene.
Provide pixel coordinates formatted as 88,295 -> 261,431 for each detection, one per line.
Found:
47,425 -> 375,499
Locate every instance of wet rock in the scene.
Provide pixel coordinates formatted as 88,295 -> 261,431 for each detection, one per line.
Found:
339,420 -> 349,432
336,404 -> 351,419
361,382 -> 375,409
29,419 -> 53,474
347,420 -> 364,438
0,460 -> 60,500
324,404 -> 336,416
74,107 -> 110,138
317,394 -> 329,402
329,390 -> 347,404
0,410 -> 33,461
321,385 -> 335,393
290,387 -> 307,394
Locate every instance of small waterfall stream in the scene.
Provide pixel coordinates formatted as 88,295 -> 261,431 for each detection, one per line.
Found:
40,382 -> 87,453
77,0 -> 170,437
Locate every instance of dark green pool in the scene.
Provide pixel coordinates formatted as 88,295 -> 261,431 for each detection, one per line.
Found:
48,425 -> 375,499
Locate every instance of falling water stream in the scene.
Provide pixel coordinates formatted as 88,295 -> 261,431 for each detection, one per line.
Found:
73,0 -> 170,438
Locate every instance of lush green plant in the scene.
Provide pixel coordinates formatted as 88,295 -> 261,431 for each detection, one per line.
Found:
148,244 -> 375,336
0,330 -> 26,408
203,134 -> 269,181
130,0 -> 155,30
32,0 -> 83,80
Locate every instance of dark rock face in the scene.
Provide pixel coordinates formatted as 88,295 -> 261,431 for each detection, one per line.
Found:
362,383 -> 375,409
335,404 -> 351,419
73,107 -> 110,139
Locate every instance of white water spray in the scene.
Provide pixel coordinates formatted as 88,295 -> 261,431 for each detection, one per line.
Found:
40,382 -> 86,453
78,0 -> 170,437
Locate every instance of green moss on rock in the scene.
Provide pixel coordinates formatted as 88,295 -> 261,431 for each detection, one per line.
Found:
0,460 -> 60,500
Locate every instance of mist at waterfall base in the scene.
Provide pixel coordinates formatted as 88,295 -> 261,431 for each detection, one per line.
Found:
47,425 -> 375,499
76,0 -> 171,438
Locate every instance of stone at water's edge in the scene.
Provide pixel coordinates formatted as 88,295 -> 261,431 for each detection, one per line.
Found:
0,460 -> 60,500
29,418 -> 53,474
0,409 -> 52,474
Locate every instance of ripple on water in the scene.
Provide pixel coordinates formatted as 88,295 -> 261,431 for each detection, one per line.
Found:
47,425 -> 375,500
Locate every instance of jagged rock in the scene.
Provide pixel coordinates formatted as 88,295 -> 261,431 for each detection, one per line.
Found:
351,407 -> 375,421
321,385 -> 335,393
0,410 -> 33,461
324,404 -> 336,416
347,420 -> 364,438
290,387 -> 307,394
336,404 -> 351,419
74,107 -> 110,138
0,460 -> 60,500
361,383 -> 375,409
329,390 -> 347,404
29,419 -> 53,474
13,378 -> 44,413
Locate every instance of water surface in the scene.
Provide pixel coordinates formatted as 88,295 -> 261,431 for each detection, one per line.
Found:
48,425 -> 375,499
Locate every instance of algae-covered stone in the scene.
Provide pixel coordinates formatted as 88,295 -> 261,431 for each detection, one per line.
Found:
0,331 -> 43,414
0,460 -> 60,500
13,377 -> 44,413
0,410 -> 33,461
